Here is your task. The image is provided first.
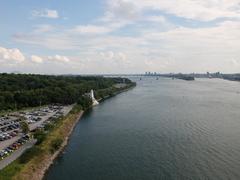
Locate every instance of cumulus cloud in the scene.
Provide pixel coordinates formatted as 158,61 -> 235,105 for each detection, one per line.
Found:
31,55 -> 43,63
48,55 -> 70,63
0,47 -> 25,62
0,45 -> 75,73
32,9 -> 59,19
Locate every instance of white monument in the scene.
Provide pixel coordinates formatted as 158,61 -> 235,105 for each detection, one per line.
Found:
90,89 -> 99,106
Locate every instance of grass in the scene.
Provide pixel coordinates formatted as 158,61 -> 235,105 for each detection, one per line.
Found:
0,105 -> 83,180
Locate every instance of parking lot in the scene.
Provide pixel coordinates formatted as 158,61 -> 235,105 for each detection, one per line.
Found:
0,104 -> 73,169
0,139 -> 37,170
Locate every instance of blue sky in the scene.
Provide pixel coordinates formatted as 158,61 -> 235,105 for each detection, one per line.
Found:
1,0 -> 240,74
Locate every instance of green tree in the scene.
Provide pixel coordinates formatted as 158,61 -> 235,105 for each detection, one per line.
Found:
0,73 -> 134,111
20,120 -> 29,134
50,138 -> 63,154
77,96 -> 92,110
33,129 -> 47,145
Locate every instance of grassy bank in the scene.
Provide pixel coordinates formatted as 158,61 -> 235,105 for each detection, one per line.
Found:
0,105 -> 83,180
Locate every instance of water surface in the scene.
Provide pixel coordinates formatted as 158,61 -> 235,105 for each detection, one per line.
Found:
46,78 -> 240,180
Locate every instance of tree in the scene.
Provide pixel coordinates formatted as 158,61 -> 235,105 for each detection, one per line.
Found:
0,73 -> 134,111
20,120 -> 29,134
34,129 -> 46,145
50,138 -> 63,154
77,96 -> 92,110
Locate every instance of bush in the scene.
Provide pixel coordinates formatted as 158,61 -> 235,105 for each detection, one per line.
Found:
50,138 -> 63,154
19,147 -> 42,164
77,96 -> 92,110
33,130 -> 47,145
44,123 -> 55,131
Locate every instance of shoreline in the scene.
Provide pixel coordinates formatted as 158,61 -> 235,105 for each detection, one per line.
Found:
38,111 -> 84,180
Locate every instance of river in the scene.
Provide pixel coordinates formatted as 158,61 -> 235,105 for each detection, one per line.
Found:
45,77 -> 240,180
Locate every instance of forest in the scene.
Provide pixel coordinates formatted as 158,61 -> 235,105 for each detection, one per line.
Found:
0,73 -> 133,111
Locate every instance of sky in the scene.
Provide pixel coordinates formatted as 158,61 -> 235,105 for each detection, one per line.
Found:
1,0 -> 240,74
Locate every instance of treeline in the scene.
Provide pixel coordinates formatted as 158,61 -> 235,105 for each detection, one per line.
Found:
95,84 -> 135,100
0,73 -> 133,111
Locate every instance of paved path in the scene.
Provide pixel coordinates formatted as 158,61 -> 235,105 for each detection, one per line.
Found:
0,139 -> 36,170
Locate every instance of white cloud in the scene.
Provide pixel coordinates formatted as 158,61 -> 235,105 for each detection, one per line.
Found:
33,24 -> 54,34
146,16 -> 166,23
32,9 -> 59,19
105,0 -> 140,21
31,55 -> 43,63
230,58 -> 240,67
0,46 -> 75,73
71,25 -> 112,34
70,21 -> 129,35
48,55 -> 70,63
107,0 -> 240,21
13,33 -> 76,50
100,51 -> 114,59
0,47 -> 25,62
139,20 -> 240,72
118,52 -> 127,61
